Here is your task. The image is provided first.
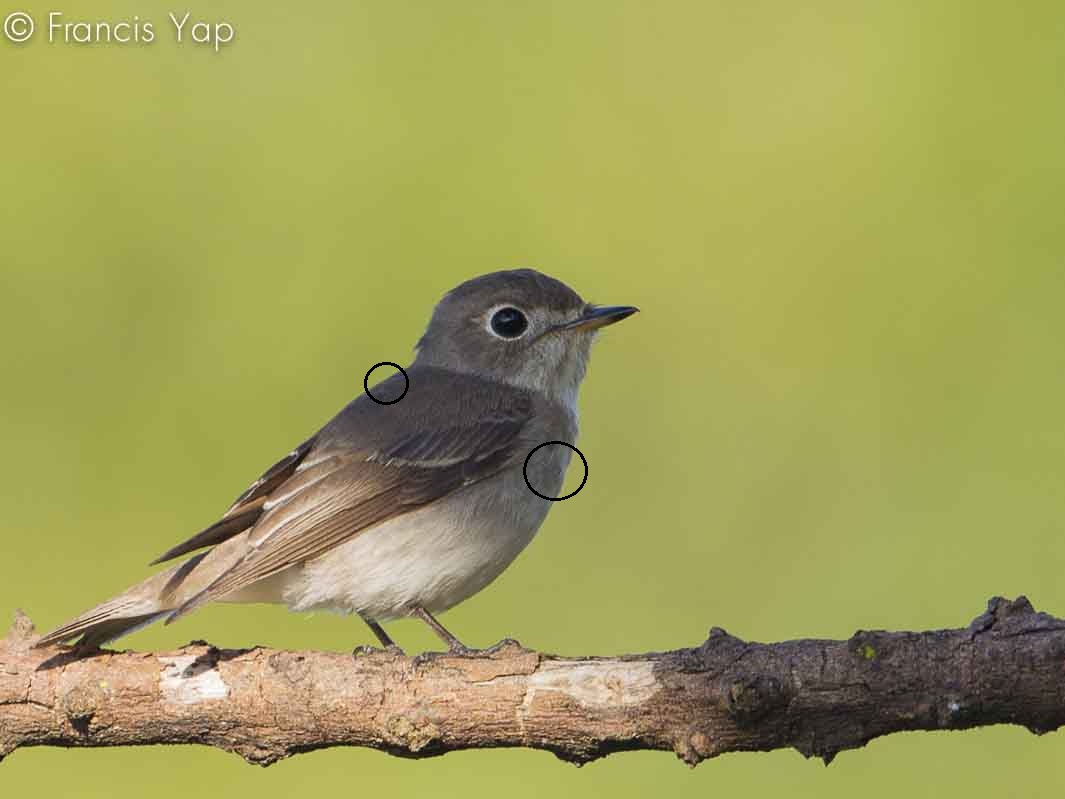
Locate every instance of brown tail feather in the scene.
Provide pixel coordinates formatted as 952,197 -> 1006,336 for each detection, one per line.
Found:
34,601 -> 162,648
36,529 -> 260,649
75,613 -> 168,649
33,559 -> 198,649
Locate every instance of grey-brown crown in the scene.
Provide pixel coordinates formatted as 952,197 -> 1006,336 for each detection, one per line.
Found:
439,269 -> 585,315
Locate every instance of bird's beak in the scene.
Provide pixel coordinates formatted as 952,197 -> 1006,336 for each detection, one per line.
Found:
558,304 -> 639,334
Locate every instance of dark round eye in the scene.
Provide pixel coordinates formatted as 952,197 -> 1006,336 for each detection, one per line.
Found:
489,306 -> 528,339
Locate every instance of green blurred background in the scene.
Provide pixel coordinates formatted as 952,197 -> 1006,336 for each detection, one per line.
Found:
2,0 -> 1064,795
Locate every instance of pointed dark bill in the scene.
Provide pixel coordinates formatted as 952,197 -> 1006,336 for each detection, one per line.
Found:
559,305 -> 639,333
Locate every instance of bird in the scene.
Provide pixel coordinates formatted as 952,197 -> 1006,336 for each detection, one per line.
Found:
35,269 -> 637,654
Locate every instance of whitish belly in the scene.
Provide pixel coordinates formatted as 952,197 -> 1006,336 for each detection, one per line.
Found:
278,464 -> 563,620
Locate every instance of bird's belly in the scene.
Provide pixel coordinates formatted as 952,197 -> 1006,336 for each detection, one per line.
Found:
279,466 -> 560,620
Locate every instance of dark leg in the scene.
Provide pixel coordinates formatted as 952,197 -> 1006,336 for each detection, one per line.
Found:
355,613 -> 404,655
413,607 -> 470,654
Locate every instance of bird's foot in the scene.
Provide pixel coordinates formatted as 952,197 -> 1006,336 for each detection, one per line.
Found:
483,637 -> 525,655
410,639 -> 522,666
352,643 -> 405,660
410,646 -> 472,668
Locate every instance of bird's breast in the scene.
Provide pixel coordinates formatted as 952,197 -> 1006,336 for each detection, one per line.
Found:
281,454 -> 569,620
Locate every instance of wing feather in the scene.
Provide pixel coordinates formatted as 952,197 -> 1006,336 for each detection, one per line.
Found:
150,437 -> 316,565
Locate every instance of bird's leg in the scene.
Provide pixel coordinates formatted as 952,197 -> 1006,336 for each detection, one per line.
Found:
412,607 -> 471,655
354,613 -> 404,656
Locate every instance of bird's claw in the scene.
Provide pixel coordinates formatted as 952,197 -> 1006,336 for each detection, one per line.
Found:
352,643 -> 405,660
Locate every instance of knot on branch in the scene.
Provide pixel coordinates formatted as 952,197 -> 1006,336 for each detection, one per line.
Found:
697,625 -> 749,663
59,683 -> 107,737
6,610 -> 35,647
968,595 -> 1041,637
725,674 -> 787,724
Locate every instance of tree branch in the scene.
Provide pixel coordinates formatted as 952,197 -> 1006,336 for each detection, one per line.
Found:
1,596 -> 1063,767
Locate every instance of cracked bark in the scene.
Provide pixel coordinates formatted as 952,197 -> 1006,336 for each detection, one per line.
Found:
1,596 -> 1063,767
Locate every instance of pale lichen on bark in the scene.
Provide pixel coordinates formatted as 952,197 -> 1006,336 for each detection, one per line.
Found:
1,597 -> 1063,767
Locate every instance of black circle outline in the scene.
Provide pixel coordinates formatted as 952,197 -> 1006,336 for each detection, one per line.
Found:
523,441 -> 588,501
364,362 -> 409,405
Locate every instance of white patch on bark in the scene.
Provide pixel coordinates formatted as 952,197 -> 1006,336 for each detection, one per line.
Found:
524,659 -> 659,710
158,655 -> 229,704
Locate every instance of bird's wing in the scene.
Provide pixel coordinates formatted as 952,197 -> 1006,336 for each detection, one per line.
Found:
165,408 -> 530,623
150,437 -> 317,565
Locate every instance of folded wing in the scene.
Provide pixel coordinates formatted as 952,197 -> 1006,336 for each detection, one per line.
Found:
165,412 -> 528,622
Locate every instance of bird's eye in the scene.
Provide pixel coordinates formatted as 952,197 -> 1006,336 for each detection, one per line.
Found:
489,306 -> 529,339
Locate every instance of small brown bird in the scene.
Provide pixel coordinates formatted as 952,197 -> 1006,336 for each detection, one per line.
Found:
36,269 -> 636,653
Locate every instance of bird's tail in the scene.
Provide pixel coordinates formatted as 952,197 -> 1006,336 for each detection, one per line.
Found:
35,607 -> 170,650
34,552 -> 209,649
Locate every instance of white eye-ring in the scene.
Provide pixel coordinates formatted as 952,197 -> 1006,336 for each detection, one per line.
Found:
486,305 -> 529,339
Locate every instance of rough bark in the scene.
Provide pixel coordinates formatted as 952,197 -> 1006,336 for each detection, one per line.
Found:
1,596 -> 1063,767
